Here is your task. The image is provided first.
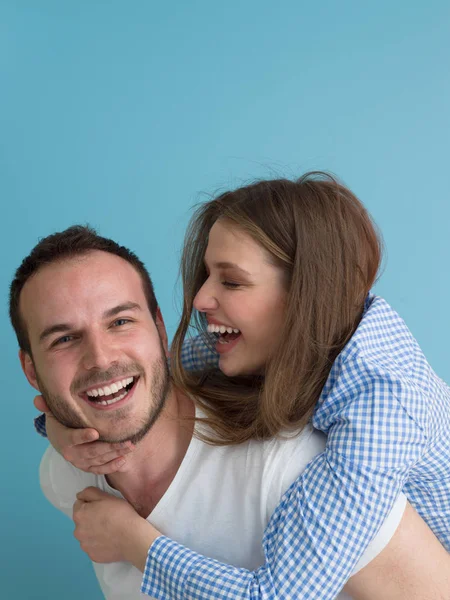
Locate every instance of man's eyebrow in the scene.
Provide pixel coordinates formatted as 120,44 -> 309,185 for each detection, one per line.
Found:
102,302 -> 143,319
38,303 -> 143,343
39,324 -> 73,343
207,260 -> 252,276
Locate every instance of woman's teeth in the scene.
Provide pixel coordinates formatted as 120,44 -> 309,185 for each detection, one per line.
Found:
206,324 -> 242,345
207,324 -> 240,334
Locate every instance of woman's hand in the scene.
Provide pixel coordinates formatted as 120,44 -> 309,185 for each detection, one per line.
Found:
35,395 -> 134,474
73,487 -> 161,569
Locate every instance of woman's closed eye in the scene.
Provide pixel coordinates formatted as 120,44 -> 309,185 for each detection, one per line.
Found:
221,281 -> 242,289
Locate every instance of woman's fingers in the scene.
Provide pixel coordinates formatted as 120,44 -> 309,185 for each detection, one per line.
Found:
63,440 -> 134,472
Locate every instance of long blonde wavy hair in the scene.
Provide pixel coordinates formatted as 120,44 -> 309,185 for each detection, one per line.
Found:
171,172 -> 382,444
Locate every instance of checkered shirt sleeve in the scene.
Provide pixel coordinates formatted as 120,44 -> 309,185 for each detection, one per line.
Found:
141,353 -> 428,599
178,334 -> 220,372
33,335 -> 219,438
34,412 -> 47,437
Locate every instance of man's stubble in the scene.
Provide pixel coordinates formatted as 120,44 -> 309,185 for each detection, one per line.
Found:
35,341 -> 171,444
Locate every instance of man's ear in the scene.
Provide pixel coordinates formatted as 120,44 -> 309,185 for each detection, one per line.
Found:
155,307 -> 169,358
19,349 -> 41,392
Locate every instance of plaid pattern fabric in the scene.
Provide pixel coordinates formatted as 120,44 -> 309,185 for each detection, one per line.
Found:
176,333 -> 220,372
35,412 -> 47,436
140,295 -> 450,599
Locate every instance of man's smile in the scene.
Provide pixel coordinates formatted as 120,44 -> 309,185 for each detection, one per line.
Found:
80,376 -> 140,410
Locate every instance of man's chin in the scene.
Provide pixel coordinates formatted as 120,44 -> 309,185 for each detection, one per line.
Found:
48,408 -> 158,445
96,428 -> 146,445
95,414 -> 160,445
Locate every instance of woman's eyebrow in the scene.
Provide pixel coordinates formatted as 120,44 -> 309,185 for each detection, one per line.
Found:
206,260 -> 252,276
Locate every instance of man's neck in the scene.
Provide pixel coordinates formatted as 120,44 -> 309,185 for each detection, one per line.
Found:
106,386 -> 195,517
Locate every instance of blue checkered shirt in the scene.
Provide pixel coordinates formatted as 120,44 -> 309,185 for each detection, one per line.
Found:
35,295 -> 450,599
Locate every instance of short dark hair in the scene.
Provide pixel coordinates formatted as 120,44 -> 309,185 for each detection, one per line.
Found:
9,225 -> 158,354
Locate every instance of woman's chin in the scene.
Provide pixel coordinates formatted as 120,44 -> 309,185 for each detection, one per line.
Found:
219,356 -> 262,378
218,357 -> 240,377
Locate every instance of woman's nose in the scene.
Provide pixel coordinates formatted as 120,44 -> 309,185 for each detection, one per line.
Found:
193,279 -> 219,312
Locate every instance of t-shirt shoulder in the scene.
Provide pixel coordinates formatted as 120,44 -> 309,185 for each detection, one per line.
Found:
40,446 -> 98,518
261,426 -> 326,519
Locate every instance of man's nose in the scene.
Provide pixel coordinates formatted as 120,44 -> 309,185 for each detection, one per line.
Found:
193,278 -> 219,313
82,333 -> 117,371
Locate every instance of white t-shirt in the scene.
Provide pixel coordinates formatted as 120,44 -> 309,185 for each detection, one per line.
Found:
40,420 -> 406,600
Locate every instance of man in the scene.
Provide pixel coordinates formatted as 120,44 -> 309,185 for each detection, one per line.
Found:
10,226 -> 449,600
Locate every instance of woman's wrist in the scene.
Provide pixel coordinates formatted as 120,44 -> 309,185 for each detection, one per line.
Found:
123,518 -> 162,572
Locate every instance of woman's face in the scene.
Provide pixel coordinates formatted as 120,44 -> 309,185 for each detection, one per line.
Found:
193,220 -> 288,376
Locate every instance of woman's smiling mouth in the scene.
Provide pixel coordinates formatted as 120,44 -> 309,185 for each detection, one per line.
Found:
206,322 -> 242,352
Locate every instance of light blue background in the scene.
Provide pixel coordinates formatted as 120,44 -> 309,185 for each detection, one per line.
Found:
1,1 -> 449,598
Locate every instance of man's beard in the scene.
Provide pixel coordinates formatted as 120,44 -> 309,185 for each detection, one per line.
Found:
36,351 -> 170,445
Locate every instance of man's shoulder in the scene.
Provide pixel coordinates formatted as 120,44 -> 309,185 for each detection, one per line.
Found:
261,424 -> 325,466
40,446 -> 99,517
257,425 -> 326,521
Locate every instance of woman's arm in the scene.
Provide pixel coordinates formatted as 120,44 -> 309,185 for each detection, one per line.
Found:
72,489 -> 449,600
142,499 -> 449,600
139,361 -> 438,599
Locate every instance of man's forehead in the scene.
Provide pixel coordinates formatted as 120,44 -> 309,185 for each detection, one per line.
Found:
20,251 -> 145,326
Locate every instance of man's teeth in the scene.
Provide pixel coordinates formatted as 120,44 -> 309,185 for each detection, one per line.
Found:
86,377 -> 134,398
206,324 -> 240,334
95,390 -> 128,406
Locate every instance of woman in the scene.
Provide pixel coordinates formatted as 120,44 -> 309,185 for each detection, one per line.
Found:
36,172 -> 450,599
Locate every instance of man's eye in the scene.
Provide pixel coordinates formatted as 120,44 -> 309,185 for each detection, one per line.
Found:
53,335 -> 73,346
112,318 -> 131,327
222,281 -> 241,289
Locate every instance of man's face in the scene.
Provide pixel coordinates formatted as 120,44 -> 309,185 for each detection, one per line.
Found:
19,251 -> 169,443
